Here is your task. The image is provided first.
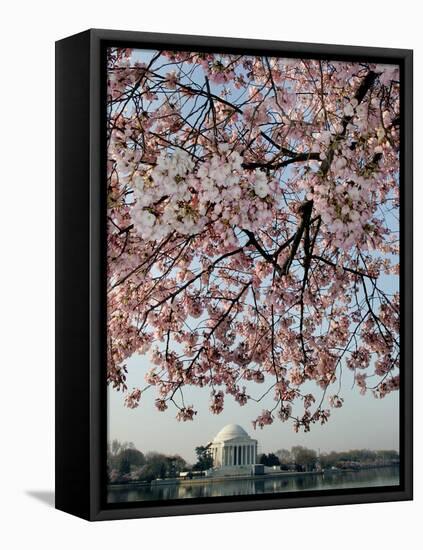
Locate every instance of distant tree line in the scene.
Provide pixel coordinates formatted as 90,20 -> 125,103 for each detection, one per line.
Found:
318,448 -> 399,469
259,446 -> 318,471
108,440 -> 399,483
107,440 -> 187,484
258,446 -> 399,472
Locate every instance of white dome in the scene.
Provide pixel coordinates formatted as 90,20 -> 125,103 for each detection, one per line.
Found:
213,424 -> 251,442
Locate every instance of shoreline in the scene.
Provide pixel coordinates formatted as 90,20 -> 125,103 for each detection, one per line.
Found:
108,464 -> 399,490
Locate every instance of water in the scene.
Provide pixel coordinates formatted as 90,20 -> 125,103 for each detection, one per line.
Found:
107,466 -> 399,503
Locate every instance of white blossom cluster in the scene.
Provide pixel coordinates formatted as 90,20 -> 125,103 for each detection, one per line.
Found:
131,148 -> 277,242
306,174 -> 377,250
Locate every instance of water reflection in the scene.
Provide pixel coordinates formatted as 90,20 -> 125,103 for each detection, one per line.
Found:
108,466 -> 399,503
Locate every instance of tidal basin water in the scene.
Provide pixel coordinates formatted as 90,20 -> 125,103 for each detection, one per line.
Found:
108,466 -> 399,503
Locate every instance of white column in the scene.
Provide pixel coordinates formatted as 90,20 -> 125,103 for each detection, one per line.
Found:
247,445 -> 250,464
242,445 -> 246,465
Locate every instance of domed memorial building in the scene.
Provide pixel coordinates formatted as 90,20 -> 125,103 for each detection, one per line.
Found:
209,424 -> 258,475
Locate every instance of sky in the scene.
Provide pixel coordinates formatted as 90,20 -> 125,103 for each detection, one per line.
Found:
108,352 -> 399,464
107,48 -> 400,465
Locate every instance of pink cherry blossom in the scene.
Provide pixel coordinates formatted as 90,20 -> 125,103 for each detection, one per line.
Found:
106,48 -> 400,433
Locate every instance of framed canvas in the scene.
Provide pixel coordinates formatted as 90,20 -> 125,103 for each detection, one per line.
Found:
55,29 -> 413,521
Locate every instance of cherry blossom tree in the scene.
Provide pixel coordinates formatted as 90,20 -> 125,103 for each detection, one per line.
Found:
106,47 -> 400,433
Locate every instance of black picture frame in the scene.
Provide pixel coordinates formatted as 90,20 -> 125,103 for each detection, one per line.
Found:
55,28 -> 413,521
